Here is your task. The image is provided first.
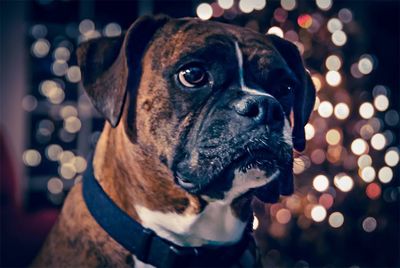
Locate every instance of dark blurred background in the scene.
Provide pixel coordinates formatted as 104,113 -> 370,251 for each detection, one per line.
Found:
0,0 -> 399,267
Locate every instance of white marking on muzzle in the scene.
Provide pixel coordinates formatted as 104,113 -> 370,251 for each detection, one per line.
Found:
234,42 -> 272,97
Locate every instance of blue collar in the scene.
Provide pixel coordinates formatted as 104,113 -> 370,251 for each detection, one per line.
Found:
82,154 -> 252,267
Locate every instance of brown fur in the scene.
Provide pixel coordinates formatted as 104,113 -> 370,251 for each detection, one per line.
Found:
34,17 -> 314,267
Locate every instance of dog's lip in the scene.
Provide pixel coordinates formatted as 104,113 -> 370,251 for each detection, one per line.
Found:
176,172 -> 199,191
175,147 -> 279,193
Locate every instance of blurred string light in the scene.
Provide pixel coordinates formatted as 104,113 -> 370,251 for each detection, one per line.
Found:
78,19 -> 101,42
378,167 -> 393,184
103,22 -> 122,37
197,3 -> 213,20
22,95 -> 38,112
304,123 -> 315,140
281,0 -> 296,11
358,55 -> 374,75
313,175 -> 329,192
316,0 -> 332,11
267,26 -> 284,37
311,205 -> 327,222
384,148 -> 399,167
47,177 -> 64,194
351,138 -> 368,155
328,212 -> 344,228
362,217 -> 377,232
338,8 -> 353,23
359,102 -> 374,119
327,18 -> 342,33
325,71 -> 341,86
360,166 -> 376,183
218,0 -> 234,9
325,55 -> 342,71
331,30 -> 347,46
318,101 -> 333,118
334,103 -> 350,120
334,174 -> 354,192
31,38 -> 50,58
370,133 -> 386,150
366,182 -> 381,200
253,214 -> 259,230
374,95 -> 389,111
23,149 -> 42,167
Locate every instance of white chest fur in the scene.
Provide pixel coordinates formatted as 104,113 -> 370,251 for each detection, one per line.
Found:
135,168 -> 279,248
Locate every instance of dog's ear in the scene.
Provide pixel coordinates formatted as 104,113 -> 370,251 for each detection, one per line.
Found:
266,35 -> 316,151
77,15 -> 170,127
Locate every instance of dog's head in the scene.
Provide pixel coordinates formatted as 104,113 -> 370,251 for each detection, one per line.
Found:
77,16 -> 315,204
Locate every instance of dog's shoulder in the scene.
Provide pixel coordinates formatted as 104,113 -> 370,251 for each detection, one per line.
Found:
32,183 -> 132,267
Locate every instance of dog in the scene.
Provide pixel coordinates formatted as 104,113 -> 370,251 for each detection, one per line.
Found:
33,15 -> 315,267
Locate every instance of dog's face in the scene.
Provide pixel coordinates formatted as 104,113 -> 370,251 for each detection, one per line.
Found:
78,16 -> 315,203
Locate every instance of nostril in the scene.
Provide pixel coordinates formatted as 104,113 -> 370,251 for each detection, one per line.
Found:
246,103 -> 260,118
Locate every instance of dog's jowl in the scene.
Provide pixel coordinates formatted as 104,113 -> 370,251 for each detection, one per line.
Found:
33,16 -> 315,268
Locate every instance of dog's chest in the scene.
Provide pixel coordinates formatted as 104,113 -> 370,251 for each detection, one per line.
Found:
135,199 -> 246,247
135,168 -> 278,248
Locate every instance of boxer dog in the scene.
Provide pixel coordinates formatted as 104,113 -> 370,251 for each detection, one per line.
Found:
33,15 -> 315,267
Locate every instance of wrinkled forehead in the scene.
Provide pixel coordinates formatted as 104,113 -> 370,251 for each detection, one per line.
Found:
149,19 -> 286,68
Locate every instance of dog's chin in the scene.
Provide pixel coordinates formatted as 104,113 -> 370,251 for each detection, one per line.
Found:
175,148 -> 282,198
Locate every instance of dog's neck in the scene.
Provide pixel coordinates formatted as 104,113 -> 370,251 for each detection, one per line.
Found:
92,123 -> 264,247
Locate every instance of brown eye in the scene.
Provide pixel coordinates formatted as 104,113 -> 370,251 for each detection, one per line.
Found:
178,65 -> 208,88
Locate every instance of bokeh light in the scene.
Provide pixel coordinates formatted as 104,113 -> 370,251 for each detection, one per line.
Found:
359,102 -> 374,119
47,177 -> 64,194
378,167 -> 393,184
331,30 -> 347,46
23,149 -> 42,167
334,174 -> 354,192
326,129 -> 341,145
370,133 -> 386,150
327,18 -> 343,33
318,101 -> 333,118
362,217 -> 377,232
253,214 -> 259,230
313,175 -> 329,192
374,95 -> 389,111
31,38 -> 50,58
334,103 -> 350,120
360,166 -> 376,183
325,70 -> 341,86
357,154 -> 372,169
358,56 -> 374,75
267,26 -> 284,38
366,183 -> 381,200
218,0 -> 234,9
305,123 -> 315,140
351,138 -> 368,155
325,55 -> 342,71
276,208 -> 292,224
311,205 -> 327,222
196,3 -> 213,20
281,0 -> 296,11
316,0 -> 332,10
384,148 -> 399,167
328,212 -> 344,228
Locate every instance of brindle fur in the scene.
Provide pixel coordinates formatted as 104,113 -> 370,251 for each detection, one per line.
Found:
33,16 -> 314,267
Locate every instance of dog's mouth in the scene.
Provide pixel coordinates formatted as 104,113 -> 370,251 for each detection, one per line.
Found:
175,144 -> 290,197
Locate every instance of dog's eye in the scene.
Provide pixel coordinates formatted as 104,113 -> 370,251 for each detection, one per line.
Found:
178,65 -> 208,88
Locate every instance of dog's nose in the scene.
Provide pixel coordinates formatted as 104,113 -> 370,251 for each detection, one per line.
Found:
233,95 -> 284,130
